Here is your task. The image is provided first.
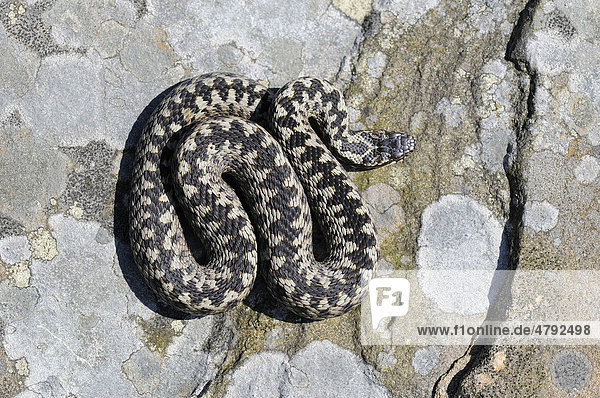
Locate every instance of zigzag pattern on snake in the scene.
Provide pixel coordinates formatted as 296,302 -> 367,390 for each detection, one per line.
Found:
129,73 -> 414,319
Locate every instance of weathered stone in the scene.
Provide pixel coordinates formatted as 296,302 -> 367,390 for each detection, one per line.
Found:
413,346 -> 440,376
0,235 -> 31,265
455,0 -> 600,395
362,183 -> 405,232
121,347 -> 161,394
0,122 -> 67,230
152,0 -> 361,86
373,0 -> 441,25
332,0 -> 371,23
27,228 -> 58,261
225,341 -> 389,397
1,215 -> 218,396
0,0 -> 76,57
0,23 -> 40,96
1,0 -> 598,396
523,200 -> 560,232
20,52 -> 105,147
120,18 -> 177,82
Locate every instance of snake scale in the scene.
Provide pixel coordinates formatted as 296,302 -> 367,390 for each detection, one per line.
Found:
129,73 -> 414,319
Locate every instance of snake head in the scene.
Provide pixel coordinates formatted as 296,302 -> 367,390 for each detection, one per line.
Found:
339,131 -> 415,171
375,131 -> 415,164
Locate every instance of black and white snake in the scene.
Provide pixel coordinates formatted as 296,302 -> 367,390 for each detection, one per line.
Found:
129,73 -> 414,319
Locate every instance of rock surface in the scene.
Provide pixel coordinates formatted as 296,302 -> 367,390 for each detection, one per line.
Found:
0,0 -> 597,397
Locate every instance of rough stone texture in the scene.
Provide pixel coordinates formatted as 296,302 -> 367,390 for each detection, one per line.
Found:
0,115 -> 67,230
151,0 -> 360,86
20,53 -> 107,147
453,0 -> 600,396
417,195 -> 505,315
225,341 -> 389,397
413,346 -> 440,376
57,141 -> 120,229
0,236 -> 30,265
1,215 -> 218,396
0,0 -> 597,396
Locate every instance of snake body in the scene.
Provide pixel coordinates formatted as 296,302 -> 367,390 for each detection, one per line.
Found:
129,73 -> 414,319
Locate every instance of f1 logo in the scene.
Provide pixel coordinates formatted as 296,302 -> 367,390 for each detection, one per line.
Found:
369,278 -> 410,329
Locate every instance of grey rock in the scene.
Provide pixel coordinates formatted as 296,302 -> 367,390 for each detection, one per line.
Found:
94,227 -> 112,245
0,235 -> 31,265
0,0 -> 76,57
477,59 -> 520,170
479,114 -> 513,169
3,215 -> 140,396
285,340 -> 389,397
129,0 -> 148,19
0,121 -> 67,230
93,19 -> 127,59
417,195 -> 504,314
121,347 -> 161,394
0,281 -> 39,325
0,24 -> 40,96
43,0 -> 101,49
367,51 -> 387,79
467,0 -> 512,35
263,326 -> 285,350
456,0 -> 600,394
2,215 -> 216,397
20,52 -> 106,147
101,0 -> 138,27
152,0 -> 361,85
21,375 -> 67,398
412,346 -> 439,376
225,351 -> 289,398
523,200 -> 559,232
573,155 -> 599,184
58,140 -> 118,228
523,150 -> 567,201
362,183 -> 405,232
373,0 -> 441,25
13,2 -> 180,150
225,340 -> 389,398
417,194 -> 504,271
435,97 -> 466,128
120,18 -> 177,82
151,319 -> 215,397
512,0 -> 600,262
0,216 -> 24,240
551,349 -> 593,393
0,89 -> 18,122
43,0 -> 136,52
376,347 -> 398,369
3,0 -> 599,396
102,55 -> 185,149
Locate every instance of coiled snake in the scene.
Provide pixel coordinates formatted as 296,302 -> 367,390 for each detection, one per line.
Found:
129,73 -> 414,319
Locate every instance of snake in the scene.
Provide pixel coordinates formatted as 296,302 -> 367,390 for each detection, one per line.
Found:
129,73 -> 414,319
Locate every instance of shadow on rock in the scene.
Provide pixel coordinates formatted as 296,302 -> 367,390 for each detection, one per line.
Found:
113,81 -> 193,320
243,275 -> 315,324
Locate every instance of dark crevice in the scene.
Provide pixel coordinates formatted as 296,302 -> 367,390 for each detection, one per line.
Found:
193,313 -> 237,397
335,7 -> 381,84
129,0 -> 148,19
505,0 -> 542,74
438,0 -> 540,396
